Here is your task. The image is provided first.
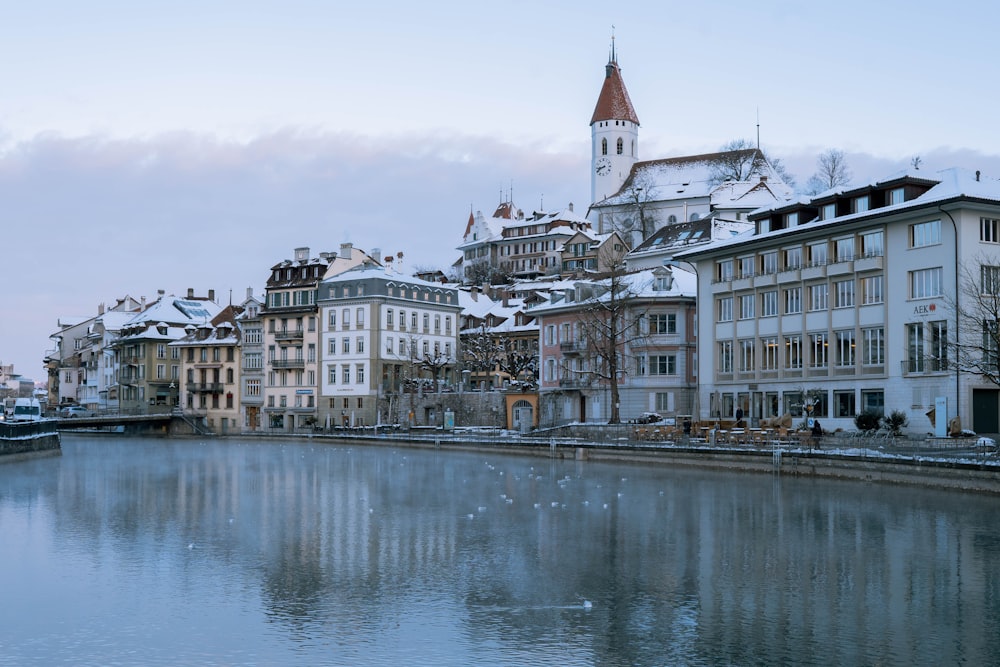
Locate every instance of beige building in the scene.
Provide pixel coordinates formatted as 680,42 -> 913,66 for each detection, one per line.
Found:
172,306 -> 243,433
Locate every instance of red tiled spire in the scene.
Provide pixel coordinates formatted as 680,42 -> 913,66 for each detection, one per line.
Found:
590,52 -> 639,126
463,208 -> 475,238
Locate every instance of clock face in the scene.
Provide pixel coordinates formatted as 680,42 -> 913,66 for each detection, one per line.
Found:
595,157 -> 611,176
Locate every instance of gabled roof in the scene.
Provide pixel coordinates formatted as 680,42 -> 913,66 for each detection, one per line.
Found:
590,55 -> 639,126
124,296 -> 221,328
592,149 -> 794,214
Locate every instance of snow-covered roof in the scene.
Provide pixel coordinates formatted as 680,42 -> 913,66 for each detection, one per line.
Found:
530,267 -> 697,316
124,296 -> 221,328
594,150 -> 794,209
676,167 -> 1000,258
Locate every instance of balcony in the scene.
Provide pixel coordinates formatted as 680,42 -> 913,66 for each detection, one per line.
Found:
186,382 -> 224,393
827,260 -> 854,277
559,341 -> 587,354
558,377 -> 592,389
901,358 -> 949,375
271,358 -> 305,369
855,254 -> 884,273
801,264 -> 826,280
274,328 -> 304,341
753,273 -> 777,288
777,268 -> 801,283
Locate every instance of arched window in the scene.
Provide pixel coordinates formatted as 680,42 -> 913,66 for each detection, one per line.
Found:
617,138 -> 624,155
668,214 -> 677,223
690,212 -> 700,222
601,138 -> 608,156
631,140 -> 635,156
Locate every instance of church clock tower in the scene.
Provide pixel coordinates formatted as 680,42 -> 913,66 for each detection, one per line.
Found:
590,41 -> 639,205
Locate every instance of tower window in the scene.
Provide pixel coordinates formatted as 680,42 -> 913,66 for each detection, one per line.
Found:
617,138 -> 623,155
601,138 -> 608,156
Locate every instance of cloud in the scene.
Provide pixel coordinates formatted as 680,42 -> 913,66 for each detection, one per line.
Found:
7,127 -> 1000,381
0,128 -> 587,378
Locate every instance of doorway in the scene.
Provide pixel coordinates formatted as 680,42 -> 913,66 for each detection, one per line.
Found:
972,389 -> 999,433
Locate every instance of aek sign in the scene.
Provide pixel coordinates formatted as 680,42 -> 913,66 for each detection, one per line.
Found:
913,303 -> 938,316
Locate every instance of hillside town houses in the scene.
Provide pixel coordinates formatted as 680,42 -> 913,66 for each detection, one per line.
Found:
40,43 -> 1000,437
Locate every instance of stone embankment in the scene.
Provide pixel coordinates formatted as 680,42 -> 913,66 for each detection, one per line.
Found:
0,420 -> 62,463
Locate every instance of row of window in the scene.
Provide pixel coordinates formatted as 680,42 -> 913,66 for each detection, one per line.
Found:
267,290 -> 316,308
266,370 -> 316,386
182,346 -> 237,363
327,364 -> 366,385
187,392 -> 236,410
717,276 -> 884,320
544,313 -> 679,346
716,230 -> 885,281
265,393 -> 316,408
599,136 -> 634,156
266,345 -> 316,362
717,327 -> 887,373
328,308 -> 453,335
714,389 -> 884,421
716,322 -> 949,374
185,367 -> 235,384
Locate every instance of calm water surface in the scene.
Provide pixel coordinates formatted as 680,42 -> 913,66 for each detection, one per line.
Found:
1,434 -> 999,666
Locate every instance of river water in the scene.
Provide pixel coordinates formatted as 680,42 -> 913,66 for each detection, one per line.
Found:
1,435 -> 999,666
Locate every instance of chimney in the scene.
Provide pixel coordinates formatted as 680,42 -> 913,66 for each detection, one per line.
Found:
294,247 -> 310,262
157,289 -> 165,298
187,288 -> 195,299
371,248 -> 381,264
976,170 -> 981,182
340,242 -> 354,258
568,202 -> 574,212
98,303 -> 105,315
141,296 -> 146,309
470,286 -> 478,302
502,292 -> 509,308
208,289 -> 215,302
246,287 -> 253,299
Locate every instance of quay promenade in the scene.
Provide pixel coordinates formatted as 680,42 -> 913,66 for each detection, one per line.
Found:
80,421 -> 997,495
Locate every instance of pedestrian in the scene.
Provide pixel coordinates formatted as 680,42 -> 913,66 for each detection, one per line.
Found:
735,406 -> 744,427
811,419 -> 823,448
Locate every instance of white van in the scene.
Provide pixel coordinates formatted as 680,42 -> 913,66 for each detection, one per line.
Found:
11,398 -> 43,422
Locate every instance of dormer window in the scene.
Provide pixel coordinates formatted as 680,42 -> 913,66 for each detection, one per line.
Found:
853,196 -> 869,213
821,203 -> 836,220
888,187 -> 905,205
786,212 -> 799,227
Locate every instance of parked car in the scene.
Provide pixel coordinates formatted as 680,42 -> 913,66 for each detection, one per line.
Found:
60,406 -> 93,418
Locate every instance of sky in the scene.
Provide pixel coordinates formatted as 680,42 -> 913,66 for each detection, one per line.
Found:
3,0 -> 1000,381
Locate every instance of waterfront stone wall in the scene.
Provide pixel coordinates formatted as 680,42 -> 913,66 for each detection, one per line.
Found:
0,421 -> 62,462
389,390 -> 506,429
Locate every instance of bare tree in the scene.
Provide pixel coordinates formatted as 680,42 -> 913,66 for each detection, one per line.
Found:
601,173 -> 659,242
463,261 -> 515,287
708,139 -> 768,184
460,323 -> 502,379
497,336 -> 538,388
569,245 -> 650,424
947,257 -> 1000,385
805,149 -> 852,194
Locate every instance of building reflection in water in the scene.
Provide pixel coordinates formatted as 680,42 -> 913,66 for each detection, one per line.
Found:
0,436 -> 996,666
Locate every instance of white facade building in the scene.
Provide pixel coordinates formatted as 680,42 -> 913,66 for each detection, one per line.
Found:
318,264 -> 461,427
679,167 -> 1000,435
